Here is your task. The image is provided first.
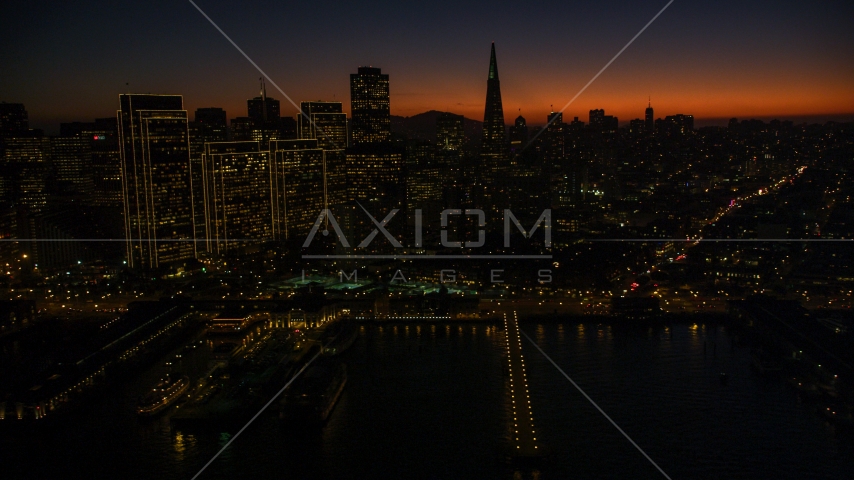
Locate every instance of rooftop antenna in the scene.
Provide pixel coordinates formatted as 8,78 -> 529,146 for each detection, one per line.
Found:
260,77 -> 268,122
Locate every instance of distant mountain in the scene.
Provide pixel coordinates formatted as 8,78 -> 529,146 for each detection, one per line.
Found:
391,110 -> 483,146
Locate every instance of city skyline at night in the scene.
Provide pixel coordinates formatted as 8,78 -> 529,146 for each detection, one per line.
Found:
2,3 -> 854,479
2,1 -> 853,133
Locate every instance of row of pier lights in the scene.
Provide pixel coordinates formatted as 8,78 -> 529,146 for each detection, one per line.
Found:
504,311 -> 541,457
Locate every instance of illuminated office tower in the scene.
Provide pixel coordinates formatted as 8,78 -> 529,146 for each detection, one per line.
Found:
343,144 -> 404,246
2,134 -> 50,215
543,110 -> 566,170
51,135 -> 92,196
298,101 -> 348,209
229,117 -> 254,141
118,94 -> 194,269
0,102 -> 32,204
350,67 -> 391,146
345,144 -> 403,204
269,139 -> 325,241
436,113 -> 465,151
201,141 -> 272,254
298,101 -> 348,150
85,118 -> 122,207
3,134 -> 51,266
406,141 -> 443,224
190,107 -> 228,240
481,43 -> 508,179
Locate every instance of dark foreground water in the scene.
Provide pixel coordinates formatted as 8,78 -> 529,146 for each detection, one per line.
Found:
3,321 -> 854,479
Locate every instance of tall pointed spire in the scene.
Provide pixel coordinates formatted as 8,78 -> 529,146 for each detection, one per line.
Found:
482,42 -> 507,162
488,42 -> 499,80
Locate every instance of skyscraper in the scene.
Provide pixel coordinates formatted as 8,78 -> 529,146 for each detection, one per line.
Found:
645,99 -> 654,132
86,118 -> 122,207
269,139 -> 325,241
0,103 -> 28,138
345,144 -> 404,204
589,108 -> 618,134
51,135 -> 93,196
118,94 -> 194,269
476,43 -> 511,222
298,101 -> 348,150
194,108 -> 228,136
189,107 -> 229,243
349,67 -> 391,146
201,141 -> 272,254
481,43 -> 507,175
509,114 -> 528,149
2,134 -> 50,215
298,101 -> 348,208
436,112 -> 465,151
247,80 -> 280,124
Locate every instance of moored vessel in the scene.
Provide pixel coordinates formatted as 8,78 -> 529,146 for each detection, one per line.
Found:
137,373 -> 190,416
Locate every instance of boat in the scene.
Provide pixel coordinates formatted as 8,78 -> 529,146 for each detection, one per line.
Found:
137,373 -> 190,416
171,331 -> 294,427
280,361 -> 346,424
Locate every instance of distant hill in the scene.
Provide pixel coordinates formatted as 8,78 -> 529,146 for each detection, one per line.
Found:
391,110 -> 483,146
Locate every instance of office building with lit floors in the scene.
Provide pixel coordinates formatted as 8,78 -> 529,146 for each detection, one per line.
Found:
118,94 -> 195,269
200,141 -> 272,255
297,101 -> 348,216
268,139 -> 326,242
298,101 -> 348,150
350,67 -> 391,146
343,143 -> 405,246
345,144 -> 404,204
